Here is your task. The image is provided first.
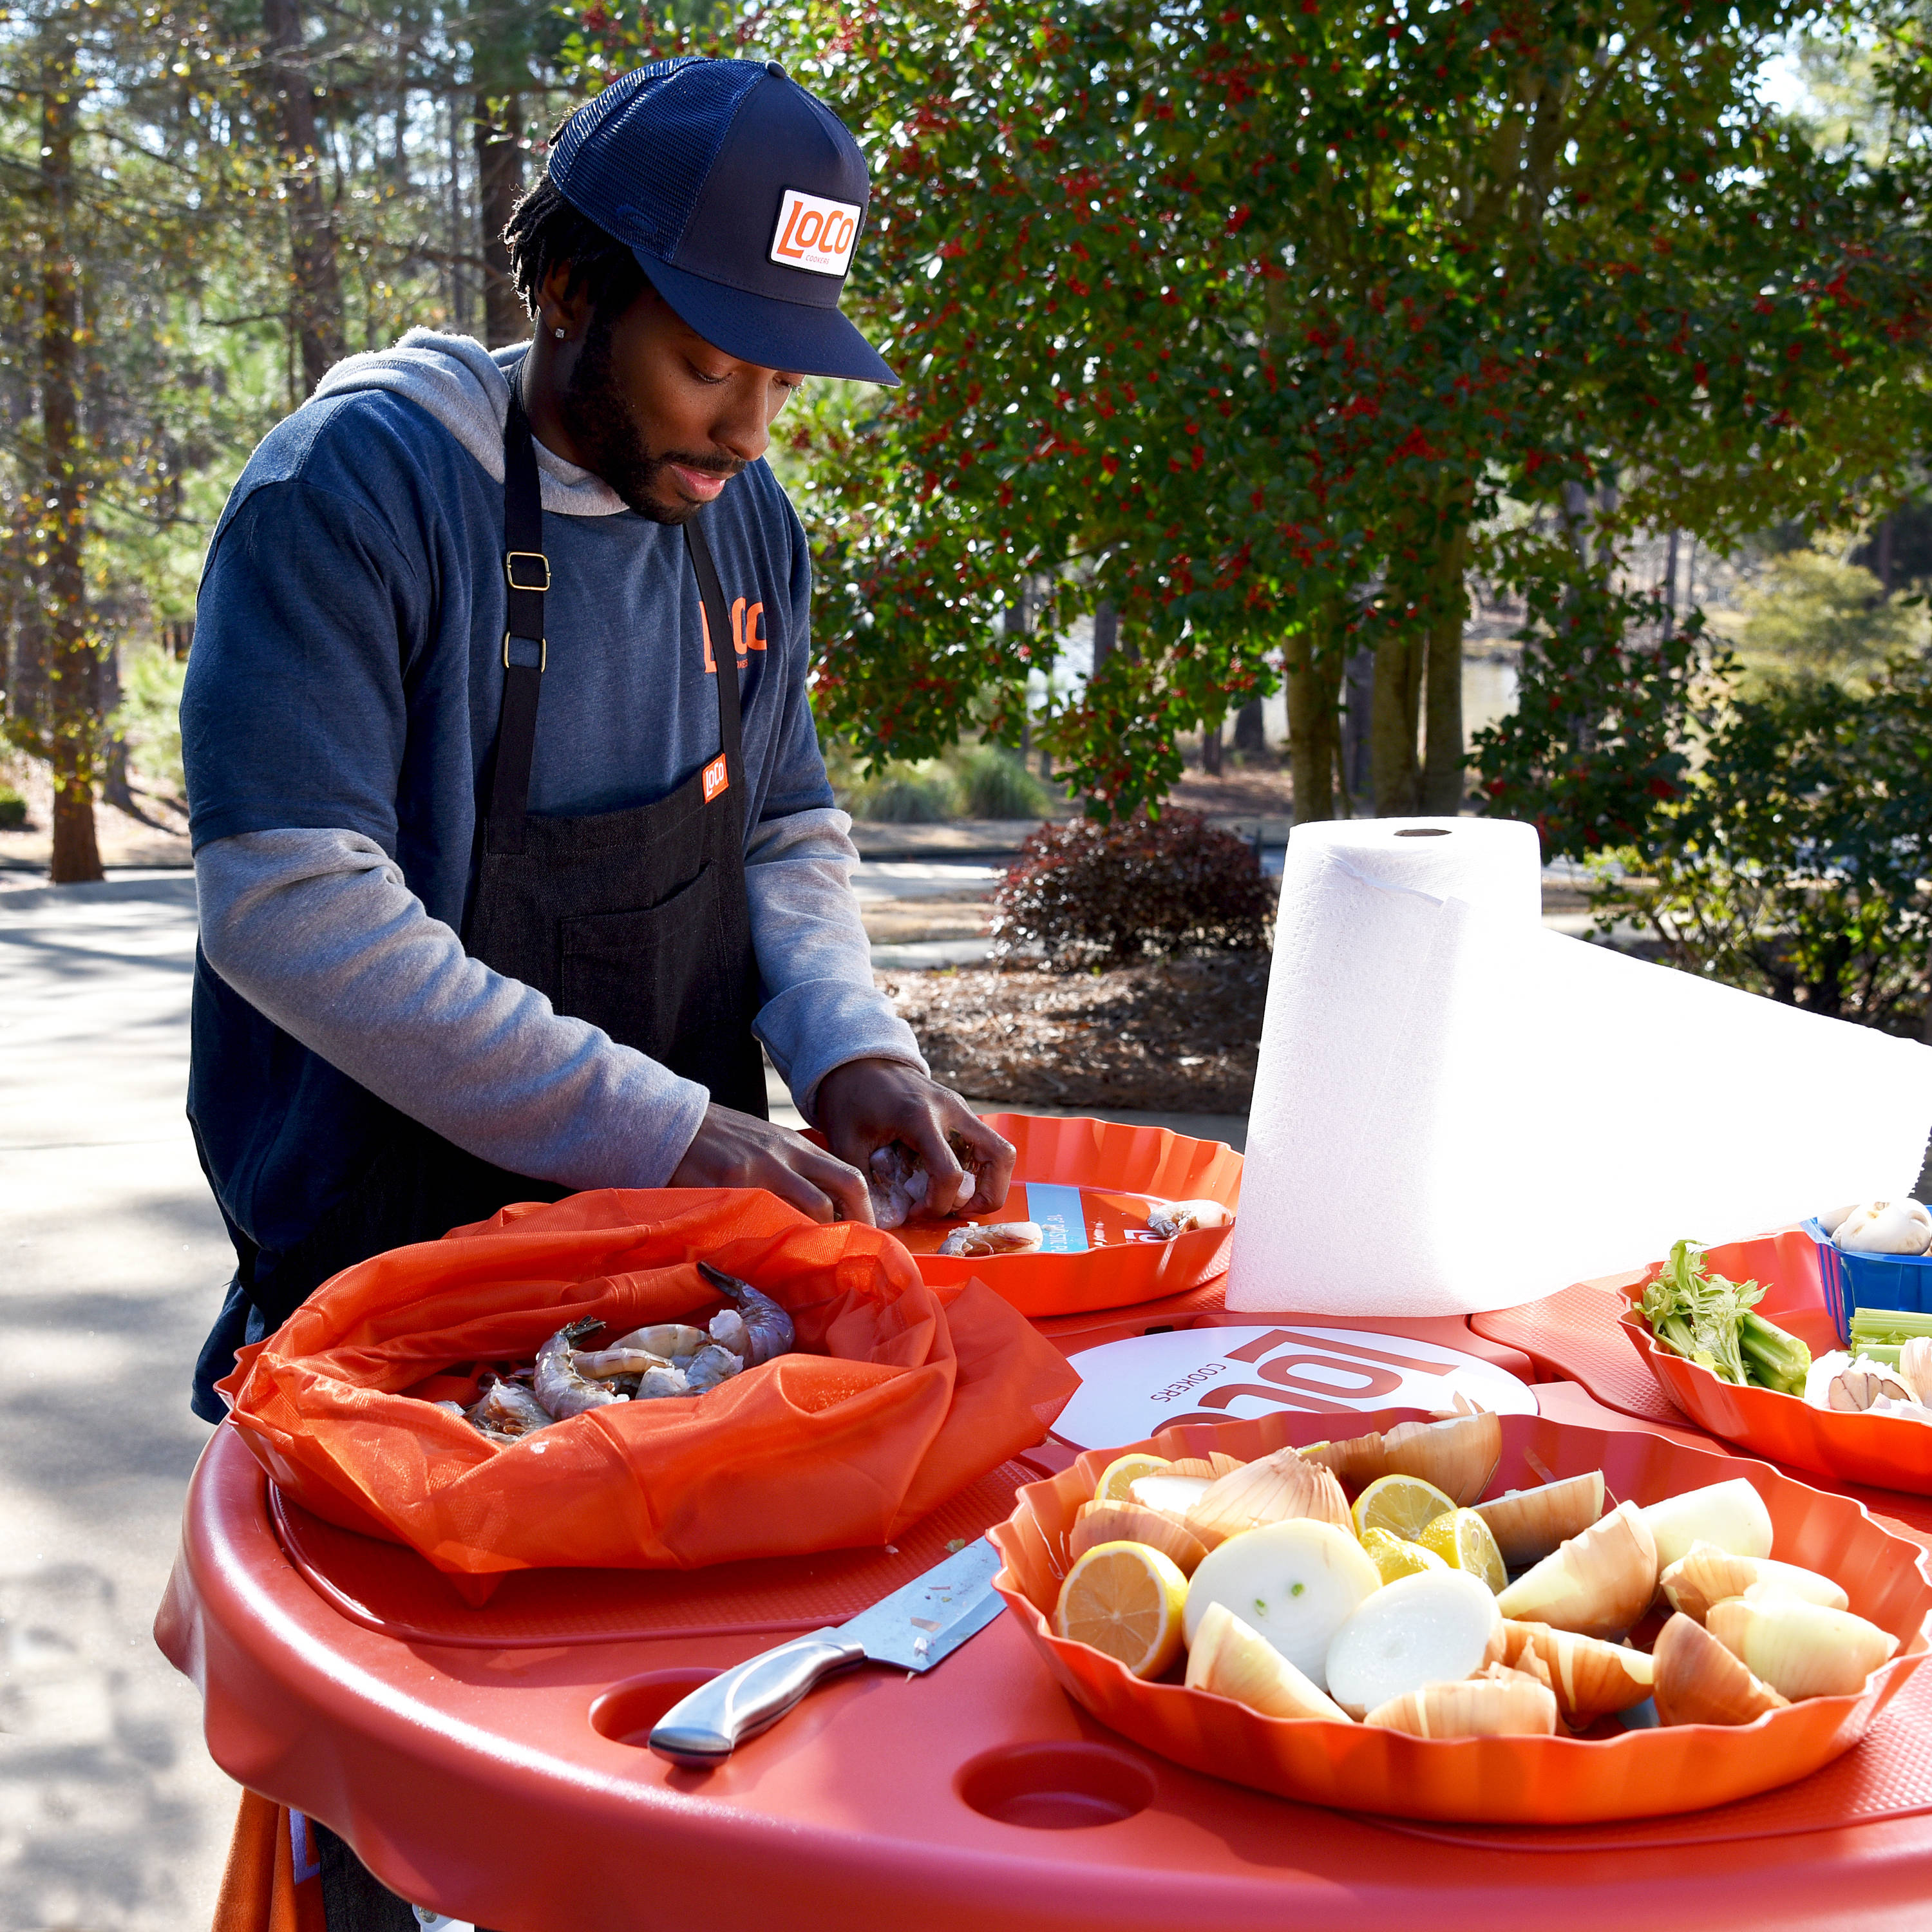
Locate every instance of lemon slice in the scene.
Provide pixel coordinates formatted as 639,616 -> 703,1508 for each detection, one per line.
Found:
1353,1472 -> 1459,1544
1054,1540 -> 1188,1678
1418,1508 -> 1508,1595
1093,1452 -> 1172,1506
1359,1526 -> 1447,1584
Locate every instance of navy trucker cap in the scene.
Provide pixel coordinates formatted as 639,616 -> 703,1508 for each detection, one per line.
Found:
547,57 -> 897,386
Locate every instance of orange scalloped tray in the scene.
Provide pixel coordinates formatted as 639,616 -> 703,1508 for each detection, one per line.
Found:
907,1113 -> 1242,1318
987,1404 -> 1932,1825
1622,1228 -> 1932,1497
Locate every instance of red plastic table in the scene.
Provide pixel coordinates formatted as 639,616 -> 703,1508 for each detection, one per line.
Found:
159,1295 -> 1932,1932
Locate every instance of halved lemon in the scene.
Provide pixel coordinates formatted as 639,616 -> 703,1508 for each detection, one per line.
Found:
1092,1452 -> 1172,1506
1053,1541 -> 1188,1678
1359,1525 -> 1447,1584
1352,1472 -> 1459,1544
1418,1508 -> 1508,1595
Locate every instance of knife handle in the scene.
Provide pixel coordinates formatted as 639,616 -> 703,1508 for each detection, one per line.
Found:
648,1629 -> 867,1768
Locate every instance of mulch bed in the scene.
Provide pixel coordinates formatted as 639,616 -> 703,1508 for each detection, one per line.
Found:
876,952 -> 1269,1113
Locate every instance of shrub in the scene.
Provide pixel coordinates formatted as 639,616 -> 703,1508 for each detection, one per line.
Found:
116,644 -> 189,798
0,782 -> 24,829
956,744 -> 1051,819
853,772 -> 958,822
1589,654 -> 1932,1028
992,808 -> 1274,969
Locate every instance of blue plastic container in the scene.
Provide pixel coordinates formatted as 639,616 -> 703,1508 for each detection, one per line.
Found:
1803,1217 -> 1932,1341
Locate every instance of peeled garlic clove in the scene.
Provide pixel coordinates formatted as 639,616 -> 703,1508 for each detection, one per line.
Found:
1660,1541 -> 1850,1624
1323,1569 -> 1504,1721
1833,1199 -> 1932,1255
1183,1519 -> 1382,1691
1130,1473 -> 1214,1519
1472,1472 -> 1605,1567
1901,1337 -> 1932,1405
1072,1501 -> 1209,1577
1707,1595 -> 1899,1700
1653,1611 -> 1788,1725
1186,1602 -> 1352,1722
1506,1622 -> 1654,1726
1640,1478 -> 1774,1571
1300,1432 -> 1390,1488
1495,1499 -> 1659,1639
1363,1672 -> 1558,1739
1380,1411 -> 1502,1507
1184,1446 -> 1352,1551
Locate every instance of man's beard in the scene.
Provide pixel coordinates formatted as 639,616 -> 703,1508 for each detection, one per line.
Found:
555,314 -> 743,523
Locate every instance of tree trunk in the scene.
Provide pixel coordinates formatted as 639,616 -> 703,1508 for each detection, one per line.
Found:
1421,524 -> 1468,815
1091,600 -> 1117,678
474,92 -> 526,346
1340,645 -> 1374,806
262,0 -> 345,393
1284,615 -> 1341,825
1368,627 -> 1424,817
1233,696 -> 1266,757
39,43 -> 102,884
1200,714 -> 1222,775
1663,529 -> 1680,616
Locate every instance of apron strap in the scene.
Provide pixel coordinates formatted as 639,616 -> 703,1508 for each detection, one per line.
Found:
487,383 -> 548,857
683,516 -> 749,810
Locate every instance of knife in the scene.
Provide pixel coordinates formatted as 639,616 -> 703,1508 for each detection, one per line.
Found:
648,1537 -> 1005,1768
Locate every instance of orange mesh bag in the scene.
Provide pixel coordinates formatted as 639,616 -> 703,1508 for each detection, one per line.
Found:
219,1188 -> 1079,1575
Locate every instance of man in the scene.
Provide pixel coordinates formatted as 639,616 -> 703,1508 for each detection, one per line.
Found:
181,57 -> 1011,1416
183,52 -> 1017,1926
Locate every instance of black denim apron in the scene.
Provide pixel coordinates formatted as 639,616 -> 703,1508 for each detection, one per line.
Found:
203,387 -> 767,1355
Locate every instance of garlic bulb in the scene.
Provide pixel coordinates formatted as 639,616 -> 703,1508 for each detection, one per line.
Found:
1901,1337 -> 1932,1405
1832,1199 -> 1932,1256
1825,1359 -> 1917,1412
1363,1669 -> 1558,1739
1071,1500 -> 1209,1577
1707,1595 -> 1899,1700
1184,1447 -> 1352,1550
1186,1602 -> 1352,1722
1472,1472 -> 1605,1567
1652,1611 -> 1789,1725
1380,1410 -> 1502,1507
1495,1499 -> 1659,1639
1659,1541 -> 1850,1623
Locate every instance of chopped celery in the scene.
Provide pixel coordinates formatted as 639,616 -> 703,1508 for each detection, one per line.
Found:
1850,1307 -> 1932,1346
1641,1239 -> 1810,1393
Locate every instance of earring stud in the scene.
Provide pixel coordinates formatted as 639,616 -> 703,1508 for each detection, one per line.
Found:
554,326 -> 566,339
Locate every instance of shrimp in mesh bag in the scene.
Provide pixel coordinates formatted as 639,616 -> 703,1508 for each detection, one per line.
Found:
218,1188 -> 1079,1576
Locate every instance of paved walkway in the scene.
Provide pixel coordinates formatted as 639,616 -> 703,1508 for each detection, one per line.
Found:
0,874 -> 1247,1932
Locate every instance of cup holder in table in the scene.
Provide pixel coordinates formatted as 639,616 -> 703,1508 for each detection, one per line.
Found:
956,1743 -> 1156,1830
590,1669 -> 720,1748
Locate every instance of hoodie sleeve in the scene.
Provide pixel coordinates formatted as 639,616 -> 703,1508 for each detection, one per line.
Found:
195,827 -> 711,1187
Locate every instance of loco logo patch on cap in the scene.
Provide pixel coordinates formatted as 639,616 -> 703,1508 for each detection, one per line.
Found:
770,187 -> 862,278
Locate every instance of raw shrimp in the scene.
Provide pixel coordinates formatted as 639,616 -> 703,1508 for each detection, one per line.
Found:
866,1139 -> 980,1229
1146,1198 -> 1233,1241
936,1220 -> 1044,1259
697,1262 -> 795,1367
708,1309 -> 750,1358
467,1374 -> 553,1439
572,1345 -> 672,1381
636,1364 -> 690,1399
534,1317 -> 630,1419
605,1322 -> 708,1358
681,1344 -> 744,1394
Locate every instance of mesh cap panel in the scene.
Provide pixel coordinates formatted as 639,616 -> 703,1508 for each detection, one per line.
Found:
549,58 -> 766,258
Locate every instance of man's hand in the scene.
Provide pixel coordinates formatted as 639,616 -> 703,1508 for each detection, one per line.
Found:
814,1059 -> 1017,1216
668,1103 -> 873,1224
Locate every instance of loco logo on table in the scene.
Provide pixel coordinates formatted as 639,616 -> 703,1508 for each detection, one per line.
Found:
1052,1325 -> 1536,1450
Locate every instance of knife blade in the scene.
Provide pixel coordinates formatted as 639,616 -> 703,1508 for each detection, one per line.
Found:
648,1537 -> 1005,1768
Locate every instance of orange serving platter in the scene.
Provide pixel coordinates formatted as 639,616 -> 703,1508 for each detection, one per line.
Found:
988,1405 -> 1932,1826
1620,1229 -> 1932,1497
906,1113 -> 1242,1318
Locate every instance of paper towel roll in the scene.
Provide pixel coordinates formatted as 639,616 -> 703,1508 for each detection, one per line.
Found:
1229,819 -> 1932,1315
1274,816 -> 1544,927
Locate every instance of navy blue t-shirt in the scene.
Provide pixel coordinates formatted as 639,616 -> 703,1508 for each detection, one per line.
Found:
181,372 -> 833,1264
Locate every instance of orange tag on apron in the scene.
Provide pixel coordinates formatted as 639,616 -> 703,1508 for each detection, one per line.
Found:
702,755 -> 729,803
